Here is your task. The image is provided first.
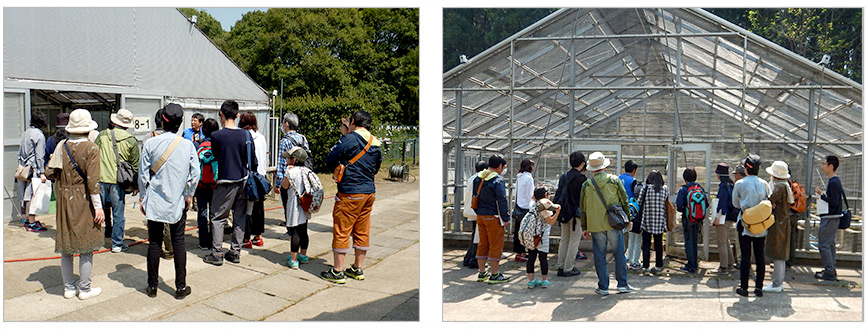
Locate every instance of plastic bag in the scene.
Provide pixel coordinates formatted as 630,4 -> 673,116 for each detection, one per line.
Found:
29,180 -> 52,215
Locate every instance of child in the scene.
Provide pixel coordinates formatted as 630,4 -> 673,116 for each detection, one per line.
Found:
527,186 -> 561,289
281,146 -> 313,269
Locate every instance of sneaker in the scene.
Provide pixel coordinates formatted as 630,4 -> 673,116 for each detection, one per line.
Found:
642,268 -> 651,275
556,269 -> 565,277
279,232 -> 291,240
515,255 -> 528,262
252,238 -> 264,247
26,221 -> 47,232
111,244 -> 129,253
679,266 -> 697,274
146,286 -> 157,298
754,288 -> 764,297
527,279 -> 539,289
320,268 -> 346,284
162,251 -> 174,260
63,288 -> 78,299
197,244 -> 210,250
242,240 -> 253,249
562,268 -> 581,277
175,286 -> 192,300
576,251 -> 587,260
539,279 -> 550,288
814,271 -> 838,281
650,267 -> 663,274
594,287 -> 610,296
203,254 -> 223,266
345,266 -> 365,280
736,288 -> 749,297
762,284 -> 783,293
711,267 -> 729,274
288,259 -> 299,269
225,253 -> 240,264
297,254 -> 310,264
629,263 -> 642,270
617,285 -> 635,293
77,287 -> 102,300
477,271 -> 491,282
487,272 -> 510,284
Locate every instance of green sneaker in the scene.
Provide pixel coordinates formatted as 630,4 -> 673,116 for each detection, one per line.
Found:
298,254 -> 310,264
320,268 -> 346,284
288,259 -> 299,269
488,272 -> 510,284
345,266 -> 365,280
539,279 -> 550,288
527,279 -> 539,289
476,270 -> 491,282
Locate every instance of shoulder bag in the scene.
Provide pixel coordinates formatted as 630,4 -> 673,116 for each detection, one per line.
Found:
838,188 -> 852,229
590,176 -> 629,230
15,154 -> 34,182
332,133 -> 373,183
110,129 -> 138,194
244,131 -> 271,202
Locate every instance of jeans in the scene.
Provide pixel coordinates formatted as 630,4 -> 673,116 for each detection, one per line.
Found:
195,187 -> 213,248
817,217 -> 839,276
555,218 -> 582,271
61,253 -> 93,291
626,231 -> 642,265
738,233 -> 765,290
147,217 -> 187,290
591,229 -> 628,290
771,260 -> 786,287
682,220 -> 700,272
642,231 -> 663,269
99,182 -> 126,249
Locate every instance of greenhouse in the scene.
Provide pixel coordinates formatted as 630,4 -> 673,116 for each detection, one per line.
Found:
442,8 -> 862,261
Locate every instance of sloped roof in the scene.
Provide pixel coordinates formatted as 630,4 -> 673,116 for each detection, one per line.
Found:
4,7 -> 268,103
443,8 -> 862,158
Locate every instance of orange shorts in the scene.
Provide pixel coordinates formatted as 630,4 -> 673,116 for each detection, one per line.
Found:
476,215 -> 506,261
332,192 -> 376,253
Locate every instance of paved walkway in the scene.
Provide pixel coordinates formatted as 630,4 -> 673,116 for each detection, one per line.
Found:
443,248 -> 862,321
4,180 -> 418,321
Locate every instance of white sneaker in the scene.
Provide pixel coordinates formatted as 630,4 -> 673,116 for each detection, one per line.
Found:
594,288 -> 610,296
762,284 -> 783,293
617,284 -> 635,293
63,288 -> 77,299
78,287 -> 102,300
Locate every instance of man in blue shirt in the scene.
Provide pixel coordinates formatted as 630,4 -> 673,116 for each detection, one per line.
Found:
472,154 -> 511,284
619,160 -> 641,269
181,113 -> 204,144
814,155 -> 842,281
675,168 -> 708,274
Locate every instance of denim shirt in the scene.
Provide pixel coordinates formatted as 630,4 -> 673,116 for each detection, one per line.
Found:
138,132 -> 200,224
732,175 -> 770,237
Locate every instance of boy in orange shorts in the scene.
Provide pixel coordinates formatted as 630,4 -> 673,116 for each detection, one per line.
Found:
321,110 -> 382,284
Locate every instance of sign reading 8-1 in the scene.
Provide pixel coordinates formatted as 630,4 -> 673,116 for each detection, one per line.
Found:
133,117 -> 152,133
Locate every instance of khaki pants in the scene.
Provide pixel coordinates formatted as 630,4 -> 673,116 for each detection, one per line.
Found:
476,216 -> 505,261
714,222 -> 735,269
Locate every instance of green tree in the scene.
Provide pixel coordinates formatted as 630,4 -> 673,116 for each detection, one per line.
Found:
177,8 -> 226,43
443,8 -> 556,72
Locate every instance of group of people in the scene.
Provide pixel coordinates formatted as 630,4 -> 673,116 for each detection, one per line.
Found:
463,150 -> 847,297
14,102 -> 382,300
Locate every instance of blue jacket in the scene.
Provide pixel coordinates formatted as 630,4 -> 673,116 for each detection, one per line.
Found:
676,182 -> 709,222
326,129 -> 382,194
472,170 -> 510,222
717,180 -> 737,222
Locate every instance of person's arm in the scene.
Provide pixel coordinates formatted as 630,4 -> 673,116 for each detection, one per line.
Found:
126,136 -> 141,174
822,178 -> 842,210
34,134 -> 46,177
325,135 -> 348,172
615,177 -> 630,214
580,181 -> 589,230
718,184 -> 731,215
676,186 -> 687,212
186,143 -> 200,197
138,141 -> 152,199
731,182 -> 741,209
494,178 -> 510,222
545,206 -> 561,225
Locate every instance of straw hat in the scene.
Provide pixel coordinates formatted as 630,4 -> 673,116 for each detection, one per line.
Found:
66,109 -> 98,134
110,109 -> 134,129
765,161 -> 791,179
586,152 -> 611,172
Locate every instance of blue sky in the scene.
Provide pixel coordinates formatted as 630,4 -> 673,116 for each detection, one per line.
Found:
198,8 -> 268,31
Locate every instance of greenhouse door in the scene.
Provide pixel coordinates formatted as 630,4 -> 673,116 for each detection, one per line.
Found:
667,143 -> 712,260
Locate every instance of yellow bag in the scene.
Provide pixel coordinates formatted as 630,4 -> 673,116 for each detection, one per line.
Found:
742,200 -> 775,235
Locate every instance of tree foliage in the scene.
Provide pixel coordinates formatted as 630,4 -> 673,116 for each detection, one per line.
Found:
178,8 -> 227,43
707,8 -> 862,83
443,8 -> 556,72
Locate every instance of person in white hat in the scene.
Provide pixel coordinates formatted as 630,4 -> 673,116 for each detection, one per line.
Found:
94,109 -> 140,253
579,152 -> 633,295
764,160 -> 793,293
46,109 -> 105,300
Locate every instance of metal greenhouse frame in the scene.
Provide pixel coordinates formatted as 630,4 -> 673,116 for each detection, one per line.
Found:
442,8 -> 862,261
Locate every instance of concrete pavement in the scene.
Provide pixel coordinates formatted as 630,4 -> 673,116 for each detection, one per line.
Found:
3,179 -> 418,321
443,248 -> 862,321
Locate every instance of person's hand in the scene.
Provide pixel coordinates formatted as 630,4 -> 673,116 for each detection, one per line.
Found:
139,203 -> 146,216
40,174 -> 47,183
94,208 -> 105,226
131,189 -> 138,197
185,195 -> 193,210
815,186 -> 823,196
340,117 -> 350,135
334,194 -> 342,203
582,230 -> 591,240
273,187 -> 280,194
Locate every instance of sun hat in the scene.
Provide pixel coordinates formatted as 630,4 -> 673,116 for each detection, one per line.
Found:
66,109 -> 99,134
586,152 -> 611,172
55,113 -> 70,127
714,163 -> 730,175
765,161 -> 791,179
110,109 -> 134,129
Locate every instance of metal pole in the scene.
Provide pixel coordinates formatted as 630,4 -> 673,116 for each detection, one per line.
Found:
508,40 -> 516,214
803,87 -> 816,251
673,18 -> 683,142
453,90 -> 464,234
642,103 -> 647,180
740,36 -> 748,154
569,32 -> 576,153
703,144 -> 711,260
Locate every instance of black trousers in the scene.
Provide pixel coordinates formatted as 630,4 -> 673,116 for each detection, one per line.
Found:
512,207 -> 529,254
288,223 -> 309,252
462,221 -> 478,267
642,231 -> 664,269
526,249 -> 548,275
244,200 -> 265,240
147,214 -> 187,290
738,232 -> 765,290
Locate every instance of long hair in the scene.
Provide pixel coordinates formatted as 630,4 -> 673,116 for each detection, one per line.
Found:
646,170 -> 664,192
519,158 -> 534,173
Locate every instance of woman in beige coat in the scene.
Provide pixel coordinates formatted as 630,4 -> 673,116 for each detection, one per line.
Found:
764,161 -> 792,293
46,109 -> 105,300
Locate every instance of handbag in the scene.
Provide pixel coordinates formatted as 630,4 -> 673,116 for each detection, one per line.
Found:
665,198 -> 675,232
244,131 -> 271,202
838,189 -> 851,229
110,130 -> 137,194
742,200 -> 775,235
590,176 -> 629,230
15,154 -> 34,182
630,186 -> 648,234
333,134 -> 374,183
